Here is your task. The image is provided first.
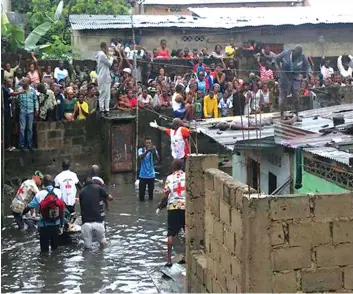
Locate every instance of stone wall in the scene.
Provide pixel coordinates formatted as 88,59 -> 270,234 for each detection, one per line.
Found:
4,116 -> 102,183
186,154 -> 353,293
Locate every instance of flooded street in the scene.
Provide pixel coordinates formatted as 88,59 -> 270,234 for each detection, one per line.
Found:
1,184 -> 184,293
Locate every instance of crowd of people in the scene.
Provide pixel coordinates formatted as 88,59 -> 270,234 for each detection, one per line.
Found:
2,38 -> 353,151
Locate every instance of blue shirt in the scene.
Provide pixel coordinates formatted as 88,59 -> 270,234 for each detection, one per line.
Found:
28,185 -> 63,227
138,148 -> 157,179
18,88 -> 38,114
197,80 -> 207,94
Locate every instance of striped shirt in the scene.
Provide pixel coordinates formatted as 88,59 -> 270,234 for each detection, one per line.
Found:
259,64 -> 274,81
18,88 -> 38,114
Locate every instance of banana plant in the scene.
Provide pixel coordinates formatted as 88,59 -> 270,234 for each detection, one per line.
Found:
1,1 -> 64,52
24,0 -> 64,52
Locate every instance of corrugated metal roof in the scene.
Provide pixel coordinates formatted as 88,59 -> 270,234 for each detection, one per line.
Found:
303,147 -> 353,166
70,6 -> 353,30
198,123 -> 275,151
189,7 -> 353,27
277,132 -> 353,148
142,0 -> 302,4
69,14 -> 209,30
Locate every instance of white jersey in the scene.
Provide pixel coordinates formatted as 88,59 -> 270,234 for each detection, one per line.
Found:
170,127 -> 185,159
164,170 -> 186,210
54,170 -> 79,206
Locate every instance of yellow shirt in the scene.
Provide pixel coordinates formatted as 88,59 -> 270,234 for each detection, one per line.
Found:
225,45 -> 237,58
4,65 -> 19,80
203,95 -> 219,118
89,71 -> 97,83
77,101 -> 89,120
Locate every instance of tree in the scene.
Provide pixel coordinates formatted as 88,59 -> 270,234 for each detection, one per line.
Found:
71,0 -> 129,15
7,0 -> 129,58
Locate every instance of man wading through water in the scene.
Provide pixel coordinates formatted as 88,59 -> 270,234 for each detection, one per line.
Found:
156,159 -> 186,267
137,137 -> 159,201
25,174 -> 65,253
276,45 -> 310,121
79,177 -> 113,249
54,160 -> 82,214
150,118 -> 191,169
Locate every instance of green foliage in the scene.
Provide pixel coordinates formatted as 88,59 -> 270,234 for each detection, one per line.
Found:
11,0 -> 32,13
9,0 -> 129,58
24,22 -> 52,51
70,0 -> 129,15
41,35 -> 74,60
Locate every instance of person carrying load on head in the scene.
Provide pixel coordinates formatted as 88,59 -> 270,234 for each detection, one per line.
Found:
10,171 -> 43,230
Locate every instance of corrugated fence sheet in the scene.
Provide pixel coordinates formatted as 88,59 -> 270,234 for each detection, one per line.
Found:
303,147 -> 353,166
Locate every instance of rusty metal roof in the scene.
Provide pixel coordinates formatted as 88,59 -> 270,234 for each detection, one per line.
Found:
303,147 -> 353,166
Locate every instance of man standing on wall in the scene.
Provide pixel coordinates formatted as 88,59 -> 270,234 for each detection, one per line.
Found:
96,42 -> 114,117
149,118 -> 191,167
137,137 -> 159,202
18,82 -> 38,152
276,45 -> 310,121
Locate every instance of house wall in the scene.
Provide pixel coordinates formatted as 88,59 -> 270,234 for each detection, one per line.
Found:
186,154 -> 353,293
72,24 -> 353,60
294,152 -> 350,194
232,146 -> 291,195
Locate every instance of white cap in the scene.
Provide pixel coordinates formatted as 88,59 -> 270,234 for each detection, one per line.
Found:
123,68 -> 131,74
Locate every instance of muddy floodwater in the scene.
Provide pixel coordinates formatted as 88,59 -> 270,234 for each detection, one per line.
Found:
1,184 -> 184,293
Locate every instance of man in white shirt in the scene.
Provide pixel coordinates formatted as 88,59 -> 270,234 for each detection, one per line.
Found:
54,61 -> 69,82
54,159 -> 82,213
96,42 -> 114,117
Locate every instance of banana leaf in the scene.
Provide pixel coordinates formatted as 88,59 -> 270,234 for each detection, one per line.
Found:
8,24 -> 25,51
24,22 -> 52,51
1,12 -> 10,36
54,0 -> 64,21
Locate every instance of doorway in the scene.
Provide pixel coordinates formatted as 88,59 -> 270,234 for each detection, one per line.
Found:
247,158 -> 260,191
268,172 -> 277,194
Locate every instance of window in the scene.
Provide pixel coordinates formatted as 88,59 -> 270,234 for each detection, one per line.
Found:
268,172 -> 277,194
181,36 -> 205,42
303,155 -> 353,189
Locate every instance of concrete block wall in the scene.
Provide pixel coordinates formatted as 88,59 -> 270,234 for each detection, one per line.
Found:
186,154 -> 353,293
4,117 -> 102,183
269,193 -> 353,293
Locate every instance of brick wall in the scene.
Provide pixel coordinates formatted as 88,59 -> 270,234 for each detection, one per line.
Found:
186,154 -> 353,293
4,116 -> 102,183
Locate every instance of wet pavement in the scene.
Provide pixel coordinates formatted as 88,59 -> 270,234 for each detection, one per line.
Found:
1,184 -> 185,293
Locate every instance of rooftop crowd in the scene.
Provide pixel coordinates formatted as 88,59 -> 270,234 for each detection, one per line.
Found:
2,38 -> 353,151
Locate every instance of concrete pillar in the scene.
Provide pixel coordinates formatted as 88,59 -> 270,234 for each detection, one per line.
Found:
185,154 -> 218,292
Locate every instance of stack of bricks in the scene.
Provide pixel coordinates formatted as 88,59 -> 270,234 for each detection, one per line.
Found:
186,154 -> 353,293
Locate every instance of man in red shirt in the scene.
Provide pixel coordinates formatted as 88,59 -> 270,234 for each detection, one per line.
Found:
150,118 -> 191,166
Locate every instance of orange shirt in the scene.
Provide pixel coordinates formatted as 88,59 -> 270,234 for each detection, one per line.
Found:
166,127 -> 191,158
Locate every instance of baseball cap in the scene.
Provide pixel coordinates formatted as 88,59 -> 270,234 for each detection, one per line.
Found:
123,68 -> 131,74
34,171 -> 44,178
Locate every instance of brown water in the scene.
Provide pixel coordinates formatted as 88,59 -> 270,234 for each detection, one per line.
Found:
1,184 -> 184,293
